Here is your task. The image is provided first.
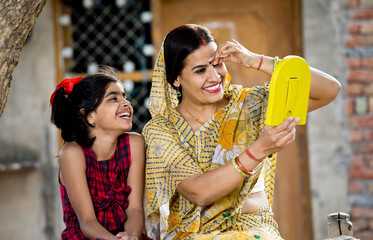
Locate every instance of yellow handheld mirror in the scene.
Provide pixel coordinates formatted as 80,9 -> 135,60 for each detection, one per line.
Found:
265,56 -> 311,126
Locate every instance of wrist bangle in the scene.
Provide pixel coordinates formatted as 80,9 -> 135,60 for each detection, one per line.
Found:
232,157 -> 251,177
273,56 -> 280,70
235,156 -> 253,176
245,147 -> 263,162
257,55 -> 264,71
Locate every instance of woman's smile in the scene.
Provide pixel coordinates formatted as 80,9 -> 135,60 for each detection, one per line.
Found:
203,81 -> 222,93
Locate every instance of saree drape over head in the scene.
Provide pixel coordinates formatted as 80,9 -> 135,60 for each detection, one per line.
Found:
142,44 -> 282,240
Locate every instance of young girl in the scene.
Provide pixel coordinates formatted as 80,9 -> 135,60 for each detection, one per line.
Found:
50,67 -> 151,240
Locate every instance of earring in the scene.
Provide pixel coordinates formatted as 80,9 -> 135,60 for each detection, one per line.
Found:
88,118 -> 95,127
176,87 -> 181,98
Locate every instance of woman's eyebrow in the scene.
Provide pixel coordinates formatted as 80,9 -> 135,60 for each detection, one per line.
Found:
192,64 -> 208,70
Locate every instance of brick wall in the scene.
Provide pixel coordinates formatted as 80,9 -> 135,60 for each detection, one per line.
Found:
344,0 -> 373,239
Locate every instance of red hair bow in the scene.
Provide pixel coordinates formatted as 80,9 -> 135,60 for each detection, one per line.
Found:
49,76 -> 84,106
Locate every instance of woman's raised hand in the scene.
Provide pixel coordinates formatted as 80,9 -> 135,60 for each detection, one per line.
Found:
250,117 -> 300,159
208,39 -> 261,68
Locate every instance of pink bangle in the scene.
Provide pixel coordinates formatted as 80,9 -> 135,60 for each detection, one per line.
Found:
245,148 -> 263,162
235,157 -> 253,176
257,55 -> 264,71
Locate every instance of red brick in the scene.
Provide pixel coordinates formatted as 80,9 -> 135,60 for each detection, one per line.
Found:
361,22 -> 373,35
367,154 -> 373,167
352,219 -> 369,231
362,142 -> 373,153
351,206 -> 373,219
354,231 -> 373,240
348,83 -> 363,95
348,70 -> 373,82
361,0 -> 373,8
369,97 -> 373,112
345,0 -> 359,8
348,22 -> 361,34
347,98 -> 355,115
370,219 -> 373,230
349,116 -> 373,127
348,181 -> 364,193
359,36 -> 373,45
349,168 -> 373,178
347,36 -> 373,47
346,36 -> 359,48
354,9 -> 373,19
350,129 -> 364,142
362,57 -> 373,68
352,206 -> 365,218
347,57 -> 362,68
367,182 -> 373,194
366,129 -> 373,140
351,155 -> 365,168
364,83 -> 373,95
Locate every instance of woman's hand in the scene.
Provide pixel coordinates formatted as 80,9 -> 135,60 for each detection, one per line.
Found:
209,39 -> 262,69
250,117 -> 300,159
116,232 -> 139,240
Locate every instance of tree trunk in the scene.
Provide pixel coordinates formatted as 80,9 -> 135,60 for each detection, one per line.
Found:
0,0 -> 47,119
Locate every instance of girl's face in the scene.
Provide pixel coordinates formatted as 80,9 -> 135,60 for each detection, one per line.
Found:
89,81 -> 133,134
174,42 -> 227,106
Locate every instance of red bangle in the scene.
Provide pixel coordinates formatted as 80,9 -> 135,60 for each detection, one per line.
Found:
257,55 -> 264,71
235,157 -> 253,176
245,148 -> 263,162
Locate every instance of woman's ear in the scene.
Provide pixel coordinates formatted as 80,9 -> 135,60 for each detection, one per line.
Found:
173,76 -> 181,88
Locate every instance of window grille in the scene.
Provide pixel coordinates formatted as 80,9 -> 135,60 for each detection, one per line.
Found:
60,0 -> 153,133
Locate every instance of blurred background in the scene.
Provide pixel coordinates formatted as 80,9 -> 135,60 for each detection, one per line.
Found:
0,0 -> 372,239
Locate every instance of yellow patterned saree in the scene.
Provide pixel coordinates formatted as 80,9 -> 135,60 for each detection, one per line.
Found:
142,45 -> 282,240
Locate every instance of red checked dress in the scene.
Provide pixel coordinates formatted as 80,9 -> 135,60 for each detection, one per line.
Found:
59,133 -> 148,240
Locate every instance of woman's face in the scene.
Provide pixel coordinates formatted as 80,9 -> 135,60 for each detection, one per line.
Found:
174,42 -> 227,105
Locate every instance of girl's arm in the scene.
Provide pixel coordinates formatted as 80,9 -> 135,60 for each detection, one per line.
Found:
210,40 -> 341,112
121,133 -> 146,239
59,142 -> 118,240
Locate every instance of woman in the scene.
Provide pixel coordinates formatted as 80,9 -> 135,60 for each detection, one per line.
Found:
142,24 -> 340,239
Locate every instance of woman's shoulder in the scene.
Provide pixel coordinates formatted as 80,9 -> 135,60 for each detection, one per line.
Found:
143,115 -> 171,131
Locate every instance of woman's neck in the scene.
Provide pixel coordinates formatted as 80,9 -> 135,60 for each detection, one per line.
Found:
176,97 -> 228,132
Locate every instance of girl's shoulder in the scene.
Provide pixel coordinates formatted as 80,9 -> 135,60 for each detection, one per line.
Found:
59,141 -> 84,160
126,132 -> 145,147
58,142 -> 86,171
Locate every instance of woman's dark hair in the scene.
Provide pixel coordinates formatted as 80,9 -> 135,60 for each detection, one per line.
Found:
50,66 -> 120,147
164,24 -> 216,98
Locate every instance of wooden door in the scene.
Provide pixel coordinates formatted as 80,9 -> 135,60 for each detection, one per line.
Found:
151,0 -> 312,239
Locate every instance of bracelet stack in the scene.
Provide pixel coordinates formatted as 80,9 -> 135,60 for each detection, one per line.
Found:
232,156 -> 253,177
